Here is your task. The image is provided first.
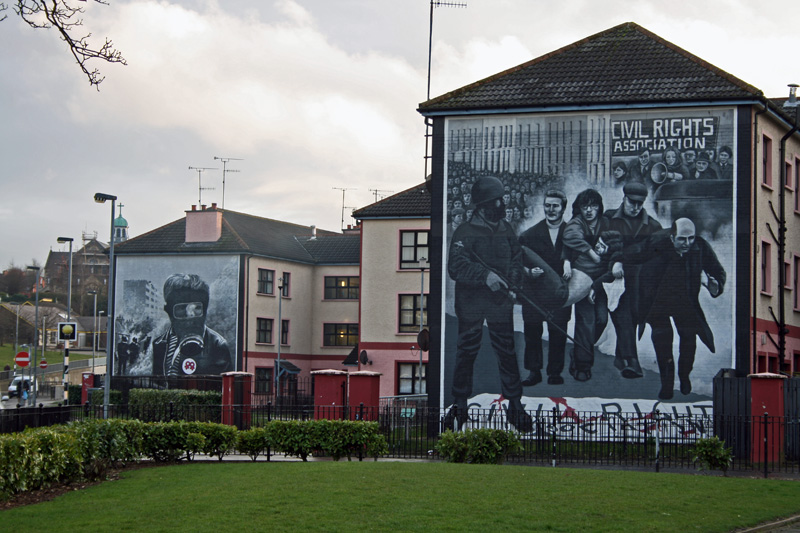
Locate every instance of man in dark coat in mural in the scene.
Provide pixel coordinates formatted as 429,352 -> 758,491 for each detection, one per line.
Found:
152,273 -> 233,377
604,182 -> 662,379
446,176 -> 533,432
622,218 -> 726,400
518,190 -> 571,387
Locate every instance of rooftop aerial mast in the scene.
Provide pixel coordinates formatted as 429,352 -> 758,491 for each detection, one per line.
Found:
188,166 -> 217,206
213,156 -> 243,209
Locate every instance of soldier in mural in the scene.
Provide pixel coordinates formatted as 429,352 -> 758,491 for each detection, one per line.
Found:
518,190 -> 571,386
603,182 -> 662,379
445,176 -> 533,432
620,218 -> 726,400
151,273 -> 233,377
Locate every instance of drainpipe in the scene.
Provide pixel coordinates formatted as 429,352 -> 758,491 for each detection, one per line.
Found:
753,103 -> 768,372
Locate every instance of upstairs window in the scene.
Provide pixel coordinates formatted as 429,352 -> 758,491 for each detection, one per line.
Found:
400,230 -> 429,269
324,276 -> 359,300
257,269 -> 274,295
256,318 -> 273,344
281,272 -> 291,297
762,134 -> 773,188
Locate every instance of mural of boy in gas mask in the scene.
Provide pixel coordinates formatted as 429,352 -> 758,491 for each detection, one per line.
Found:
152,273 -> 233,376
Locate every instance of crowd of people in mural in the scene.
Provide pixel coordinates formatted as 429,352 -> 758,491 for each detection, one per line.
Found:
444,147 -> 728,431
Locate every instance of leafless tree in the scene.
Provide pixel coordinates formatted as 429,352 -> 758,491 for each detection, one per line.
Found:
1,1 -> 126,89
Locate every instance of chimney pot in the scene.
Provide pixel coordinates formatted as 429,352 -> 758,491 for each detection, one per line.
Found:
192,205 -> 196,211
211,203 -> 217,209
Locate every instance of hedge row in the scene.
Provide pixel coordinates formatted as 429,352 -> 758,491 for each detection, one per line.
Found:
238,420 -> 388,462
436,428 -> 522,464
0,419 -> 388,500
127,389 -> 222,422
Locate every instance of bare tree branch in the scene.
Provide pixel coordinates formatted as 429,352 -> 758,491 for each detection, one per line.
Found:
8,1 -> 126,89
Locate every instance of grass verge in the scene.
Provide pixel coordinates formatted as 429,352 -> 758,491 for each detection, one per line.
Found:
1,462 -> 798,532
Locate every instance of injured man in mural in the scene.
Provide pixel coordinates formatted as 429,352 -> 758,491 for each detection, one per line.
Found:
620,218 -> 726,400
150,273 -> 233,377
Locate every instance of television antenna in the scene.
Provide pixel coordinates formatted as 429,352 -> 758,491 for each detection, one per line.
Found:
369,188 -> 394,202
213,156 -> 243,209
332,187 -> 356,231
424,1 -> 467,181
188,166 -> 217,205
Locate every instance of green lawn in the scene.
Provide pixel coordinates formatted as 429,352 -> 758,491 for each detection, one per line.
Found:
0,344 -> 93,370
2,462 -> 798,532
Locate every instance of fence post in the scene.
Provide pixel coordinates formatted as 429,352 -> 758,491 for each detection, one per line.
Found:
654,410 -> 660,473
551,406 -> 558,467
169,401 -> 175,422
266,401 -> 272,462
763,413 -> 769,479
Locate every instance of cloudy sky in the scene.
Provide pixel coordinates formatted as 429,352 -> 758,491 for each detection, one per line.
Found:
1,0 -> 797,270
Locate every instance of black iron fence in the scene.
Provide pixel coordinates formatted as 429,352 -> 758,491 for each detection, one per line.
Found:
2,403 -> 798,476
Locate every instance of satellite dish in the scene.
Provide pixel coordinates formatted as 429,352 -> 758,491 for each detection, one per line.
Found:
417,329 -> 430,352
359,350 -> 370,365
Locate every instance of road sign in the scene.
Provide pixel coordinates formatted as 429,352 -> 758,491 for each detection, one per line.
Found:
15,351 -> 30,367
40,360 -> 48,370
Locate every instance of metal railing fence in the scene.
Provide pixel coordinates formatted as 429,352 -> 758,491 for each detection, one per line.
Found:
2,403 -> 798,476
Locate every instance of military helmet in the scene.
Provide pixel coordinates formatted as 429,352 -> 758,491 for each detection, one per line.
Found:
470,176 -> 504,206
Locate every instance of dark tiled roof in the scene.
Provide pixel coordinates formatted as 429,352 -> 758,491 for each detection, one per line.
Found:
353,182 -> 431,219
419,22 -> 762,113
114,209 -> 357,265
297,234 -> 360,264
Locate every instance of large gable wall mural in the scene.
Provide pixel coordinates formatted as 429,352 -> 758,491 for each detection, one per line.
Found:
113,255 -> 239,377
440,106 -> 736,418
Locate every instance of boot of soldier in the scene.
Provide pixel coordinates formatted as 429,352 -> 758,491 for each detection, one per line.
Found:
507,398 -> 533,433
443,398 -> 468,431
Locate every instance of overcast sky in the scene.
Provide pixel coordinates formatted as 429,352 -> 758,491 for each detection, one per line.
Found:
1,0 -> 797,271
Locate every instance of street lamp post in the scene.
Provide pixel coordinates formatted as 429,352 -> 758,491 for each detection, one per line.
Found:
94,192 -> 117,419
57,236 -> 73,404
275,277 -> 284,407
13,302 -> 21,355
26,266 -> 41,406
88,290 -> 98,374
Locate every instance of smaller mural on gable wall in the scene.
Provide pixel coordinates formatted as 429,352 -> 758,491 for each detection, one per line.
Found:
114,255 -> 239,377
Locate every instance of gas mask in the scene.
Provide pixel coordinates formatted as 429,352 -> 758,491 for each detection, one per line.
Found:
170,301 -> 206,357
480,198 -> 505,223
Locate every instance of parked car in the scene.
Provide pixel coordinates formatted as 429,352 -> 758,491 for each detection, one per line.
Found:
8,375 -> 34,398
